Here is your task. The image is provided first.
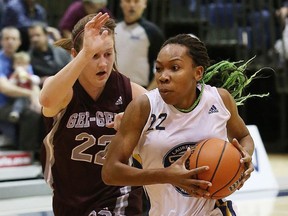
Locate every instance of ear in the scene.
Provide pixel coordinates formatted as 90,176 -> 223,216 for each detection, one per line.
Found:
71,48 -> 78,57
195,66 -> 204,81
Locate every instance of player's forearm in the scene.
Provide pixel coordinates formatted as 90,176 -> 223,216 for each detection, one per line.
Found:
240,134 -> 254,156
40,50 -> 91,107
102,162 -> 168,186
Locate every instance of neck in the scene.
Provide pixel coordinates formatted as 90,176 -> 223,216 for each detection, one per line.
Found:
175,83 -> 204,113
124,17 -> 141,25
79,78 -> 105,101
3,50 -> 14,58
39,44 -> 49,52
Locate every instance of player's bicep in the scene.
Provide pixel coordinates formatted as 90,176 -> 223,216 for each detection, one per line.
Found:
106,94 -> 150,164
218,88 -> 249,141
42,90 -> 72,117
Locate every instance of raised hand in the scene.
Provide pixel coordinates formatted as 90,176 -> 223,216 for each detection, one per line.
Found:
106,112 -> 124,131
82,12 -> 110,57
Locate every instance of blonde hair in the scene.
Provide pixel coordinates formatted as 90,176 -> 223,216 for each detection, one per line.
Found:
13,51 -> 31,65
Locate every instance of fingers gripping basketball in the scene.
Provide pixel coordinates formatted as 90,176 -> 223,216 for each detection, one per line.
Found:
187,138 -> 245,199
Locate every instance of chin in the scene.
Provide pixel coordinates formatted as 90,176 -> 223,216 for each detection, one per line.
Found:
160,94 -> 173,105
96,76 -> 109,85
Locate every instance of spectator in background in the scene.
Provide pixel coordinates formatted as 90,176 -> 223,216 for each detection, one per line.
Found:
1,0 -> 47,51
0,26 -> 43,154
115,0 -> 165,90
9,51 -> 40,122
274,1 -> 288,64
58,0 -> 113,38
28,22 -> 71,87
276,1 -> 288,27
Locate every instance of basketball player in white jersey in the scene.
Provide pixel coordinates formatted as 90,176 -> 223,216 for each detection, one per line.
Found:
102,34 -> 254,215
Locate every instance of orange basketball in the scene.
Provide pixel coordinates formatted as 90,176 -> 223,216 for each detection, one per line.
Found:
187,138 -> 245,199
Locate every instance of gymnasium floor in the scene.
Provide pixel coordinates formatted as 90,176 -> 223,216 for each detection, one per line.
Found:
236,154 -> 288,216
0,153 -> 287,216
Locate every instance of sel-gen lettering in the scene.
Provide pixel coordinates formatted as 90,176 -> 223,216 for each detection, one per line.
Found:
66,111 -> 115,128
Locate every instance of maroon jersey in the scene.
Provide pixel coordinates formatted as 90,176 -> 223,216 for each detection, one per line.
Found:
41,71 -> 145,216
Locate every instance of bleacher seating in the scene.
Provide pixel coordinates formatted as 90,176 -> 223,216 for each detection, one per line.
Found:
13,0 -> 288,151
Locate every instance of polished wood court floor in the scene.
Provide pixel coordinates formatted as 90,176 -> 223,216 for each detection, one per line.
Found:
0,153 -> 287,216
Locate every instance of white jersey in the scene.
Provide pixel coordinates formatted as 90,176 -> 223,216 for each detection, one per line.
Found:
136,84 -> 231,216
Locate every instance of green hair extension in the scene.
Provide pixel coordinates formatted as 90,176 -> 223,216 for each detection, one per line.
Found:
203,56 -> 270,106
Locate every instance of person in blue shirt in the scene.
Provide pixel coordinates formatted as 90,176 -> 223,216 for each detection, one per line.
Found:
1,0 -> 47,51
0,26 -> 43,156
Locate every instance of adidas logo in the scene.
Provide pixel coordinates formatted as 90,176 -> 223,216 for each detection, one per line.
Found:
208,105 -> 219,114
115,96 -> 123,105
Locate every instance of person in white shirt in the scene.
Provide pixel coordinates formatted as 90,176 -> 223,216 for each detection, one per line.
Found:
115,0 -> 164,89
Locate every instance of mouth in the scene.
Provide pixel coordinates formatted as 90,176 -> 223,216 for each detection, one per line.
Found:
128,9 -> 135,15
158,88 -> 172,94
96,71 -> 106,76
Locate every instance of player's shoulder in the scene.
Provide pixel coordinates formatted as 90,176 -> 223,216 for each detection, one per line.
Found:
131,93 -> 150,109
216,87 -> 230,97
123,93 -> 150,128
204,84 -> 230,99
216,87 -> 236,112
216,88 -> 233,102
126,93 -> 150,118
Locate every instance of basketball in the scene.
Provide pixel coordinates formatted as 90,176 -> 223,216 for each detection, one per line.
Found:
187,138 -> 245,199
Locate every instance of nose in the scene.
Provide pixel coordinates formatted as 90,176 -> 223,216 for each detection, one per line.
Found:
30,36 -> 38,42
98,55 -> 107,67
128,1 -> 136,7
158,71 -> 170,84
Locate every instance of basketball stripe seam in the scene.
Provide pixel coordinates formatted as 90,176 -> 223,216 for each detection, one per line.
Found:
212,155 -> 243,198
195,139 -> 209,180
208,141 -> 227,191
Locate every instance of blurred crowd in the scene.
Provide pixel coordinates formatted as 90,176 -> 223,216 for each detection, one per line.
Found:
0,0 -> 164,161
0,0 -> 288,159
0,0 -> 110,158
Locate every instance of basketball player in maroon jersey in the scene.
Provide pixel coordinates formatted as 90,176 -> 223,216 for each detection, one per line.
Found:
39,13 -> 147,216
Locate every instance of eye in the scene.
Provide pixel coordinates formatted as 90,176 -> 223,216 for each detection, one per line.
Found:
104,52 -> 113,58
93,54 -> 99,59
171,64 -> 180,71
155,66 -> 162,73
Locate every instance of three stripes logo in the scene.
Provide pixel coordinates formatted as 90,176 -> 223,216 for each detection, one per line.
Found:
208,105 -> 219,114
115,96 -> 123,105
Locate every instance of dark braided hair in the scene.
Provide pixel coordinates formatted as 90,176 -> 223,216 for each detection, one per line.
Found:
161,34 -> 210,71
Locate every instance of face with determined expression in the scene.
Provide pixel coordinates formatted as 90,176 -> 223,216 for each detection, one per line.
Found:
155,44 -> 204,110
